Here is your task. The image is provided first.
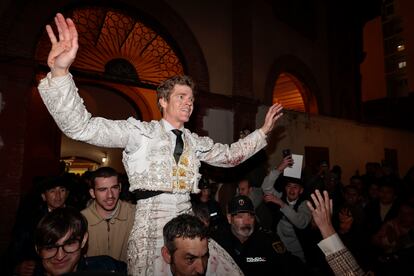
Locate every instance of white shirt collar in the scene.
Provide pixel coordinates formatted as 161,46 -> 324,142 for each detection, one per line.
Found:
287,198 -> 298,205
161,119 -> 184,132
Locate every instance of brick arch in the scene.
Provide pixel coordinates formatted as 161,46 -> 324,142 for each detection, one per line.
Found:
265,55 -> 321,114
0,0 -> 209,91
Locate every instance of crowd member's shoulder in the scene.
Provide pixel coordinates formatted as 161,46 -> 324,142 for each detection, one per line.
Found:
255,226 -> 288,256
64,272 -> 126,276
251,227 -> 309,275
209,222 -> 231,244
121,199 -> 136,211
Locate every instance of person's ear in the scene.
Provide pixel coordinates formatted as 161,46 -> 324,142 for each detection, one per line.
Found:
89,188 -> 96,199
161,246 -> 171,264
159,97 -> 168,109
81,232 -> 88,248
41,193 -> 46,202
227,214 -> 232,224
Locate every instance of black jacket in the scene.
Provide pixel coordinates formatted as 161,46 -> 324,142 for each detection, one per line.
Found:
214,225 -> 308,276
32,255 -> 127,276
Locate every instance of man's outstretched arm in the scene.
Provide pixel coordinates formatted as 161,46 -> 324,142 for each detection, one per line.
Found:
38,13 -> 134,148
307,190 -> 367,276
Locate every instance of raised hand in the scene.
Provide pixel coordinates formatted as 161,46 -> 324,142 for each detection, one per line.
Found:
306,190 -> 335,239
260,103 -> 283,135
45,13 -> 79,77
277,155 -> 294,172
263,193 -> 285,207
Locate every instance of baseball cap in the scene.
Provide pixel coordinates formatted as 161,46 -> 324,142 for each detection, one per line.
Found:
228,195 -> 255,215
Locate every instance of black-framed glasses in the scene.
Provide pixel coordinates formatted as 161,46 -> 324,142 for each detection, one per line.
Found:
37,239 -> 81,259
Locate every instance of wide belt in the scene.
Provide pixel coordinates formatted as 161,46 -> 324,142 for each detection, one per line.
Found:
132,190 -> 164,200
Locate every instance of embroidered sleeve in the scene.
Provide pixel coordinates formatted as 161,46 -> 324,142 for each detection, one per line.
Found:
325,248 -> 366,276
193,129 -> 267,168
38,73 -> 138,148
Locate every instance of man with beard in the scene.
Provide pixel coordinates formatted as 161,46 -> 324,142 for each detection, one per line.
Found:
214,195 -> 307,276
81,167 -> 135,262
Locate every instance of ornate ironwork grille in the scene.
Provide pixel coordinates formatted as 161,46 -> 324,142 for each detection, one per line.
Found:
35,7 -> 184,85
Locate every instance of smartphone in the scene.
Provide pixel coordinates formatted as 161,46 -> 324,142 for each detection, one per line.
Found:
282,149 -> 291,158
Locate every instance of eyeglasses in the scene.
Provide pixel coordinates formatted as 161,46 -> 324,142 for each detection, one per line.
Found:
37,239 -> 81,259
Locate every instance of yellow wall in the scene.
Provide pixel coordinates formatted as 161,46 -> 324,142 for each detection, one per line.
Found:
255,107 -> 414,182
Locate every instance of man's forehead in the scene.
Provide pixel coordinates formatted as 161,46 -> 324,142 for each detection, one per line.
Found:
45,185 -> 66,192
174,237 -> 208,255
233,212 -> 254,219
238,180 -> 249,187
286,182 -> 301,188
171,84 -> 193,95
95,176 -> 118,185
52,230 -> 74,245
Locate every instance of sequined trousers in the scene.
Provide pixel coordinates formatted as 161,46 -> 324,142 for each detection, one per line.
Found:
126,193 -> 243,276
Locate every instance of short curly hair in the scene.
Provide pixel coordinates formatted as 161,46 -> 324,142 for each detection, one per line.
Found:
163,214 -> 208,254
156,75 -> 195,114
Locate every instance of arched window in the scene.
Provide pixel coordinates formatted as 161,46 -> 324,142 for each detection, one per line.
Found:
272,72 -> 318,114
35,7 -> 184,85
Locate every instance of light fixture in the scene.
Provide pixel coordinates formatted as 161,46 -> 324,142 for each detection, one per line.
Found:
102,152 -> 107,163
398,61 -> 406,69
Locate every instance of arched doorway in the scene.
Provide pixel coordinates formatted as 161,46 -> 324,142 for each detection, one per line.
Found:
272,72 -> 318,114
267,55 -> 320,114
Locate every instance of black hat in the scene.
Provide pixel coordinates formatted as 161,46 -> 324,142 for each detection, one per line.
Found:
38,175 -> 72,193
228,195 -> 255,215
280,176 -> 303,187
198,177 -> 210,190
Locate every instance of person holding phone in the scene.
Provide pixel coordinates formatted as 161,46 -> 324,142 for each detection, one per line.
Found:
261,152 -> 312,263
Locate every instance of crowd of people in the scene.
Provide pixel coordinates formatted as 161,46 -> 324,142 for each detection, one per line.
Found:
7,159 -> 414,276
4,12 -> 414,276
191,157 -> 414,276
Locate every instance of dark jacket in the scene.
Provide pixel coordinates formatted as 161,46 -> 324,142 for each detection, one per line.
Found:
32,255 -> 127,276
6,203 -> 49,274
214,225 -> 307,276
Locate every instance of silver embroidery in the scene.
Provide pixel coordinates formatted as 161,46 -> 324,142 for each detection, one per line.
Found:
38,74 -> 265,276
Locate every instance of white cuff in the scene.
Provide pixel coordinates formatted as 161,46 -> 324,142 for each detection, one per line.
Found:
317,233 -> 345,256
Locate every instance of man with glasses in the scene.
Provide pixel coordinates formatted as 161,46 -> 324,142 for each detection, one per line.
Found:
7,175 -> 72,276
33,207 -> 126,276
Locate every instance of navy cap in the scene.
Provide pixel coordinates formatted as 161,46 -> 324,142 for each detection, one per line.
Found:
228,195 -> 255,215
